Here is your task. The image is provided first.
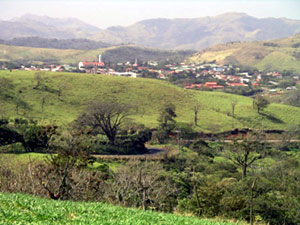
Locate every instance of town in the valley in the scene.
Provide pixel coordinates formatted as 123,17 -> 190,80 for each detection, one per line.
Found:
1,54 -> 298,96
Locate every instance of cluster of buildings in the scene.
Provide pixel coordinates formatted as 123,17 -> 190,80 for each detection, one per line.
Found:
3,54 -> 299,94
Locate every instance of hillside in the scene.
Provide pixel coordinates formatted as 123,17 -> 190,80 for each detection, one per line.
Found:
0,37 -> 111,50
2,71 -> 300,132
91,12 -> 300,50
0,44 -> 109,65
0,193 -> 240,224
102,46 -> 195,64
188,34 -> 300,73
0,44 -> 194,65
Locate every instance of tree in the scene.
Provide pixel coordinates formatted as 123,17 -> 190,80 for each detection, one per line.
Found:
253,95 -> 269,114
15,96 -> 29,115
36,129 -> 95,200
109,161 -> 177,211
0,77 -> 14,100
158,103 -> 176,129
77,101 -> 131,145
231,100 -> 238,128
33,72 -> 45,89
226,132 -> 266,178
193,103 -> 200,127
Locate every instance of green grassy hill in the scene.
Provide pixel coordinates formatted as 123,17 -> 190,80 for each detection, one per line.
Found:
0,44 -> 194,65
2,70 -> 300,131
188,34 -> 300,73
0,193 -> 242,224
0,44 -> 110,65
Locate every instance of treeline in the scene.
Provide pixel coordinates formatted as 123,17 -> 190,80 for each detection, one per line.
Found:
102,46 -> 195,64
0,37 -> 111,50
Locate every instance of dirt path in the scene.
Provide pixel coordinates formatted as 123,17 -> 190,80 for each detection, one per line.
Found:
92,148 -> 166,160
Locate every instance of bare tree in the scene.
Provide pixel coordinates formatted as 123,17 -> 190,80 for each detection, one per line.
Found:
107,160 -> 178,211
36,129 -> 95,200
77,101 -> 131,145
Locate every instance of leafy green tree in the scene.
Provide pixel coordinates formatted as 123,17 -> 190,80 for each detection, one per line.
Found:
158,103 -> 176,129
13,118 -> 57,152
253,95 -> 270,114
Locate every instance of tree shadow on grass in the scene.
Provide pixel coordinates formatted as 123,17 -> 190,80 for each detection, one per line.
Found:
260,112 -> 284,124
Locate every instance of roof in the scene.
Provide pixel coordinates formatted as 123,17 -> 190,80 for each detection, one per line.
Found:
205,82 -> 218,86
228,83 -> 248,86
81,62 -> 104,67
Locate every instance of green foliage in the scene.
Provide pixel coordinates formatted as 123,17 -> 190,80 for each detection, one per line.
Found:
278,79 -> 295,88
0,193 -> 238,224
3,37 -> 111,50
102,46 -> 194,64
253,95 -> 270,113
283,89 -> 300,107
158,103 -> 177,129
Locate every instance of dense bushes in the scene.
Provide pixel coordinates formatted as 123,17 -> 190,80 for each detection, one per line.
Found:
1,117 -> 300,224
1,140 -> 300,224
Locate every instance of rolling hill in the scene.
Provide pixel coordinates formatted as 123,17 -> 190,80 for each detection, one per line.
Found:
188,34 -> 300,73
1,70 -> 300,132
0,44 -> 109,65
0,44 -> 194,65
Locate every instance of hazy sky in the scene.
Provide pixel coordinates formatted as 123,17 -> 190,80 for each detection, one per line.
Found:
0,0 -> 299,28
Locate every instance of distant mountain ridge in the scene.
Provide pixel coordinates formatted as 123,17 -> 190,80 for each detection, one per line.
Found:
92,13 -> 300,50
0,14 -> 101,40
1,13 -> 300,50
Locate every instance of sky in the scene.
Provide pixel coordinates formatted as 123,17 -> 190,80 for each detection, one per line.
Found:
0,0 -> 299,28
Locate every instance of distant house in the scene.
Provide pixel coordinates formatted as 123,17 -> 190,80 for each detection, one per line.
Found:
78,54 -> 105,70
205,82 -> 218,87
111,72 -> 139,78
185,82 -> 224,90
213,67 -> 225,72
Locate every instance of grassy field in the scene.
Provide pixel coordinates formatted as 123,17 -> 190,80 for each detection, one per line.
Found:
0,44 -> 117,65
2,70 -> 300,132
188,34 -> 300,73
0,44 -> 193,65
0,192 -> 244,224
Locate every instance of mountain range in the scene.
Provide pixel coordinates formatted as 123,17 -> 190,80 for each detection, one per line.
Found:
1,13 -> 300,50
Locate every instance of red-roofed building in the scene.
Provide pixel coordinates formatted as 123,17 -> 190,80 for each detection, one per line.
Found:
205,82 -> 218,87
79,62 -> 104,70
79,54 -> 105,70
228,83 -> 248,87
